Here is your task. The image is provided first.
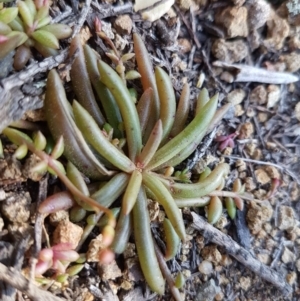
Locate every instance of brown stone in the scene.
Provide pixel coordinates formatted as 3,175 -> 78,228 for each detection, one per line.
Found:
286,272 -> 297,285
281,52 -> 300,72
226,89 -> 246,105
215,6 -> 248,38
49,210 -> 69,226
22,154 -> 46,182
264,15 -> 290,50
245,177 -> 256,191
250,85 -> 267,105
267,85 -> 280,108
255,168 -> 271,185
1,191 -> 31,223
201,245 -> 222,264
278,205 -> 295,231
114,15 -> 132,35
86,234 -> 105,262
53,220 -> 83,248
212,39 -> 248,63
295,102 -> 300,121
124,257 -> 144,282
239,276 -> 251,291
248,0 -> 272,30
98,260 -> 122,280
177,38 -> 192,53
281,247 -> 295,264
264,165 -> 280,179
247,201 -> 273,234
178,0 -> 198,11
238,122 -> 254,139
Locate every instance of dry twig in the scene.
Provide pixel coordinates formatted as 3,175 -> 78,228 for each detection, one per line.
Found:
0,262 -> 65,301
213,61 -> 299,84
191,212 -> 293,296
224,155 -> 300,186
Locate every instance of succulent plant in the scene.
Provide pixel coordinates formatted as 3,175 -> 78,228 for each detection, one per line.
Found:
41,32 -> 232,295
0,0 -> 72,69
2,32 -> 253,298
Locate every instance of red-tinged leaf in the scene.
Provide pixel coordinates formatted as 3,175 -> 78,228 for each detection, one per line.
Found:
51,242 -> 76,251
52,250 -> 80,262
0,35 -> 9,43
38,248 -> 53,262
38,191 -> 75,214
35,259 -> 52,276
94,17 -> 102,32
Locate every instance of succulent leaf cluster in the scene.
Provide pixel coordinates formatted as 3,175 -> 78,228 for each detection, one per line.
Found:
1,32 -> 250,298
0,0 -> 72,69
40,33 -> 232,295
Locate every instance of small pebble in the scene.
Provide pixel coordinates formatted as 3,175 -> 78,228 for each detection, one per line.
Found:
198,260 -> 213,275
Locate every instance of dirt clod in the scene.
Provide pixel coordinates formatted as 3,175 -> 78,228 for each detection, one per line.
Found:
114,15 -> 132,35
250,85 -> 267,105
226,89 -> 246,105
49,210 -> 69,226
98,260 -> 122,280
247,201 -> 273,234
238,122 -> 254,139
239,276 -> 251,291
1,191 -> 31,223
215,6 -> 248,38
255,168 -> 271,185
198,260 -> 213,275
281,246 -> 296,264
201,245 -> 222,265
0,156 -> 24,187
280,52 -> 300,72
53,220 -> 83,248
267,85 -> 281,108
265,15 -> 290,50
212,39 -> 248,63
278,205 -> 295,231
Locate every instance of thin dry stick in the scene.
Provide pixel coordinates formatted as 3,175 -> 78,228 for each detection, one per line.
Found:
0,262 -> 65,301
224,155 -> 300,185
1,49 -> 68,91
72,0 -> 92,37
2,232 -> 32,301
91,1 -> 133,18
153,241 -> 183,301
191,212 -> 293,296
173,4 -> 201,49
29,175 -> 48,280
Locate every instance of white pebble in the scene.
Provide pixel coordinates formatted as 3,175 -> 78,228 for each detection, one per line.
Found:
198,260 -> 213,275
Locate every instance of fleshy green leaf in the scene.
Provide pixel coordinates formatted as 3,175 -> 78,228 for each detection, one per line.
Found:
0,7 -> 18,24
70,36 -> 106,127
133,187 -> 165,294
163,218 -> 180,261
207,196 -> 223,224
44,69 -> 112,179
18,1 -> 34,27
31,29 -> 59,49
98,59 -> 142,161
155,66 -> 176,143
72,100 -> 135,173
40,23 -> 72,39
142,172 -> 186,240
146,93 -> 219,171
159,163 -> 230,198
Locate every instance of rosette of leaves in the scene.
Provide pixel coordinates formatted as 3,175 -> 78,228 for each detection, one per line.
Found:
0,0 -> 72,70
39,33 -> 232,297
